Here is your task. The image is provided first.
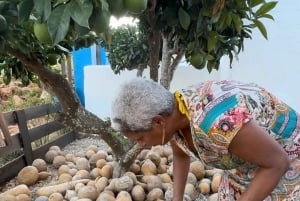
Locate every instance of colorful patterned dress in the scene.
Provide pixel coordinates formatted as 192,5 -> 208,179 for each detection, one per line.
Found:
173,80 -> 300,200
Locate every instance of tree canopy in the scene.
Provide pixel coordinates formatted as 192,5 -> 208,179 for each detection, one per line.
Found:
100,24 -> 149,76
0,0 -> 277,84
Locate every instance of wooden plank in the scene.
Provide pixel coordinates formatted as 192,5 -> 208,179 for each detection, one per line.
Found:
0,112 -> 13,145
2,111 -> 17,125
0,155 -> 26,184
14,109 -> 33,165
29,121 -> 65,142
0,134 -> 22,157
0,102 -> 80,185
21,103 -> 61,121
32,131 -> 76,159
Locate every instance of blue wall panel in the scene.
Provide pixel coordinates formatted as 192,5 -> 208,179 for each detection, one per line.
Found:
73,45 -> 109,107
73,47 -> 92,106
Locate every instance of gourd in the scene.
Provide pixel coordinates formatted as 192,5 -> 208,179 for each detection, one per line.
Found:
45,150 -> 59,163
158,173 -> 172,183
32,158 -> 47,172
0,184 -> 31,197
38,171 -> 52,180
76,157 -> 90,171
36,179 -> 90,197
15,193 -> 31,201
58,173 -> 72,183
105,175 -> 134,193
189,161 -> 205,180
116,191 -> 132,201
145,175 -> 163,192
198,178 -> 211,195
17,166 -> 39,186
95,176 -> 108,193
211,172 -> 222,193
131,185 -> 145,201
77,186 -> 98,200
100,164 -> 113,178
86,145 -> 99,153
52,155 -> 66,169
96,190 -> 115,201
58,164 -> 70,176
90,168 -> 102,179
184,183 -> 196,200
141,159 -> 156,175
146,188 -> 164,201
48,192 -> 64,201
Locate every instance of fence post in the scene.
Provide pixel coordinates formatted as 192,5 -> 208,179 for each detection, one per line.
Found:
14,110 -> 33,165
0,112 -> 12,146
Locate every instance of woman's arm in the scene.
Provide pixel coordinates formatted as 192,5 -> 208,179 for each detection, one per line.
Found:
171,139 -> 190,201
228,120 -> 290,201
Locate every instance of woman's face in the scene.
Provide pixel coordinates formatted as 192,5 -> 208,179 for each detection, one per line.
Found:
123,128 -> 163,147
122,115 -> 171,147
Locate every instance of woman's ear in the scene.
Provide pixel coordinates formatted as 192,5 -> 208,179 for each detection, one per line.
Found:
152,115 -> 165,128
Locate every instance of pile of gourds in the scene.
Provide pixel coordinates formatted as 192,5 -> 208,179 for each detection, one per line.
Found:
0,144 -> 223,201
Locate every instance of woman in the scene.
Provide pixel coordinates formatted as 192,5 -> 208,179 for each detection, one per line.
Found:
111,78 -> 300,201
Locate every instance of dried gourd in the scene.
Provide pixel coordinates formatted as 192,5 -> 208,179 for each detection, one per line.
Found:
17,166 -> 39,186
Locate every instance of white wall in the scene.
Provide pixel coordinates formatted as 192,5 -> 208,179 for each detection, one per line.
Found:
222,0 -> 300,111
85,0 -> 300,118
84,65 -> 138,118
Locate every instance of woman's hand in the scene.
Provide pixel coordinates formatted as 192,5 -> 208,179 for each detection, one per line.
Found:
229,121 -> 290,200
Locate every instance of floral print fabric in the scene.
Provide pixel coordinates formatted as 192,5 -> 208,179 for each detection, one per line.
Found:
173,80 -> 300,200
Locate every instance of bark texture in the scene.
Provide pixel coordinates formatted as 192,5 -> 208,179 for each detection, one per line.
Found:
160,33 -> 185,90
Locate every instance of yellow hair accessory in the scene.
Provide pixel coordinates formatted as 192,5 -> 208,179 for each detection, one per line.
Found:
174,90 -> 190,120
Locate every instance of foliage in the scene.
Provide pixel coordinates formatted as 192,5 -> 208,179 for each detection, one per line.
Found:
101,24 -> 149,74
0,149 -> 23,167
0,0 -> 277,82
154,0 -> 277,72
97,0 -> 277,77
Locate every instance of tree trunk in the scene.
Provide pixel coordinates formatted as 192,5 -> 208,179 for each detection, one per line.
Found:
136,64 -> 146,77
5,44 -> 141,177
146,0 -> 161,82
160,33 -> 185,90
148,31 -> 160,82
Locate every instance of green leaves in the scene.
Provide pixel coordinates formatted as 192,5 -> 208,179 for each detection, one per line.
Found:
178,7 -> 190,30
36,0 -> 94,44
69,0 -> 93,28
255,1 -> 277,17
248,0 -> 264,8
231,13 -> 242,34
253,19 -> 267,39
32,0 -> 97,44
18,0 -> 33,23
47,4 -> 70,44
156,0 -> 277,72
101,25 -> 149,74
33,0 -> 51,21
207,31 -> 218,52
251,1 -> 277,39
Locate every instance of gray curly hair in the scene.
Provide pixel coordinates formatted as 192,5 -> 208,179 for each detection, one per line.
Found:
111,78 -> 175,132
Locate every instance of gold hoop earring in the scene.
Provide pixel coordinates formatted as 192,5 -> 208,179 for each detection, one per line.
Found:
161,127 -> 165,145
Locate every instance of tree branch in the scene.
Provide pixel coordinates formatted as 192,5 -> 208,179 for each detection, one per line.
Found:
5,44 -> 131,160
